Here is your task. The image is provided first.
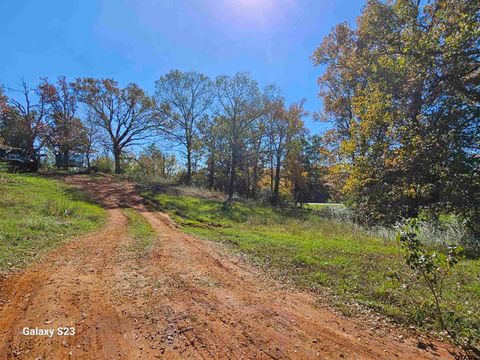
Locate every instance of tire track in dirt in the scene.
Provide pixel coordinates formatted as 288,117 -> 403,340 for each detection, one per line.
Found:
0,175 -> 457,359
0,207 -> 151,359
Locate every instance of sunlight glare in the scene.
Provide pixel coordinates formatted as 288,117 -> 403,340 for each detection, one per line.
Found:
234,0 -> 272,12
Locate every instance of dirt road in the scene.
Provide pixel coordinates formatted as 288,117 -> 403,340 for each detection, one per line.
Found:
0,176 -> 456,359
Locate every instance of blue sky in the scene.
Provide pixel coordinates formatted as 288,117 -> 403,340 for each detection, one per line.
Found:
0,0 -> 364,133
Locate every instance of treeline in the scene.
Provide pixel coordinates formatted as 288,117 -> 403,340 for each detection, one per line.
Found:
313,0 -> 479,235
0,73 -> 330,205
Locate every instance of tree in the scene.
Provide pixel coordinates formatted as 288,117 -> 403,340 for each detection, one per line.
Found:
83,111 -> 104,170
246,116 -> 267,198
0,86 -> 7,114
311,22 -> 359,162
198,115 -> 228,190
39,77 -> 88,169
134,143 -> 177,180
74,78 -> 158,174
2,80 -> 49,170
0,86 -> 9,146
313,0 -> 480,232
302,135 -> 332,203
155,70 -> 213,184
267,100 -> 306,205
284,134 -> 308,205
214,73 -> 276,203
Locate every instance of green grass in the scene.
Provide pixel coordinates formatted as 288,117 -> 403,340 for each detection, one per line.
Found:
142,190 -> 480,343
303,203 -> 345,211
123,208 -> 156,255
0,172 -> 106,271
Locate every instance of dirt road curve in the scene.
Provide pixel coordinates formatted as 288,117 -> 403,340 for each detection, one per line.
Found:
0,176 -> 456,359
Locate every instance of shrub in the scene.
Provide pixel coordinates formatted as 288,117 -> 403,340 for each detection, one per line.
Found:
43,190 -> 80,217
397,219 -> 479,357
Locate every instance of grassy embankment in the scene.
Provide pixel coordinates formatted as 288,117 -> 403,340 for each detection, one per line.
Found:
143,189 -> 479,342
0,172 -> 106,271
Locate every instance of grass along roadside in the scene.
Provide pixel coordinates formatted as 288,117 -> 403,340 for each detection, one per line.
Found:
123,208 -> 156,257
0,172 -> 106,272
303,203 -> 345,211
142,190 -> 480,344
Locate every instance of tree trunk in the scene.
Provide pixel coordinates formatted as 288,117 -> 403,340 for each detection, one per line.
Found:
86,153 -> 91,172
113,146 -> 122,174
227,146 -> 236,203
186,145 -> 192,185
250,138 -> 262,198
208,153 -> 215,190
251,162 -> 258,198
63,149 -> 69,171
269,155 -> 274,195
272,153 -> 282,205
25,140 -> 40,172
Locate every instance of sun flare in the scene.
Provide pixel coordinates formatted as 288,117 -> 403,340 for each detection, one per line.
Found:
235,0 -> 271,10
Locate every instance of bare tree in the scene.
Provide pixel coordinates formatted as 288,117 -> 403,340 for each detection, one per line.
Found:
74,78 -> 158,174
39,77 -> 88,169
0,85 -> 9,146
83,111 -> 104,170
5,80 -> 49,170
214,73 -> 277,203
155,70 -> 213,184
0,85 -> 7,112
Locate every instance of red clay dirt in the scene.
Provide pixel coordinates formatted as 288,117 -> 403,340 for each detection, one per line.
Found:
0,175 -> 457,359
